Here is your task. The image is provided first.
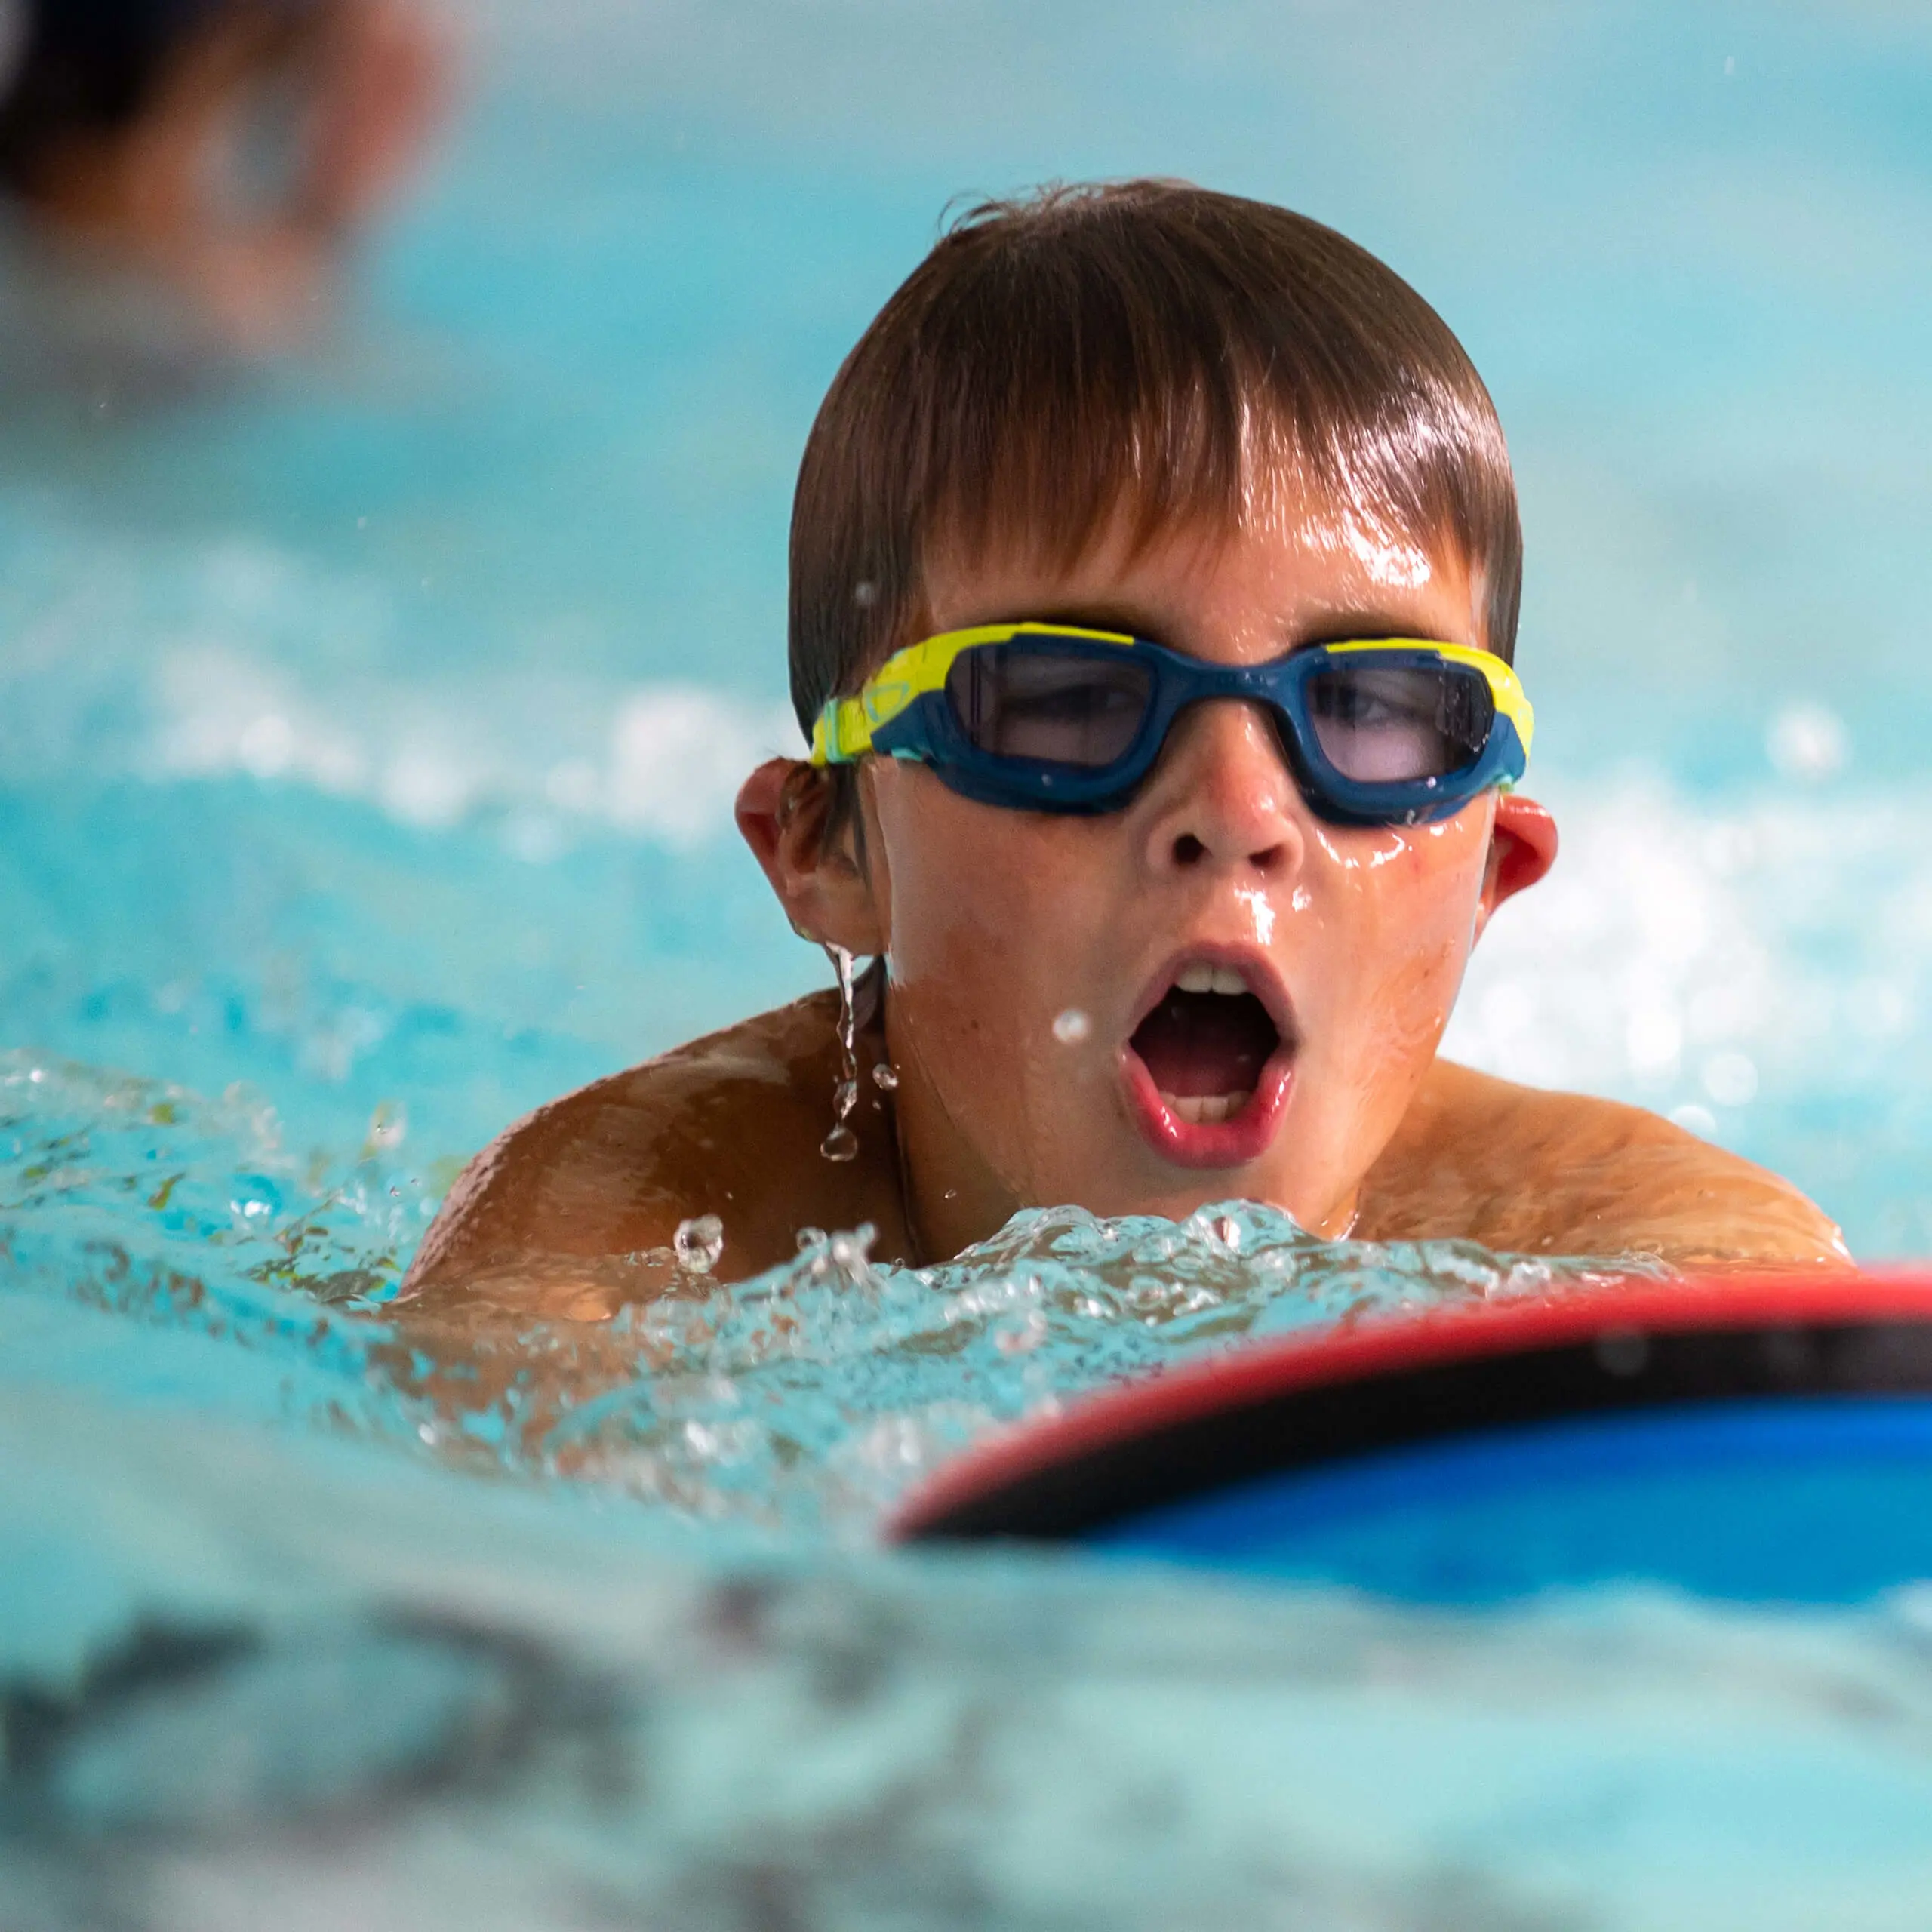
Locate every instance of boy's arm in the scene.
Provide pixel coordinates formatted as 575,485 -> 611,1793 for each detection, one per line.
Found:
384,992 -> 909,1457
1357,1059 -> 1851,1268
398,992 -> 912,1321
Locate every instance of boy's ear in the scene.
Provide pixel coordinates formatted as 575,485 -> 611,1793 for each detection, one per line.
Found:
736,758 -> 888,956
1474,793 -> 1558,940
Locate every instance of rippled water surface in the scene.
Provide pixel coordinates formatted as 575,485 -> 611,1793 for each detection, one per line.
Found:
6,1 -> 1932,1922
2,1048 -> 1664,1535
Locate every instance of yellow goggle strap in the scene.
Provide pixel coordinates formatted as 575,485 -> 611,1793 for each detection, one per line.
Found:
808,622 -> 1133,766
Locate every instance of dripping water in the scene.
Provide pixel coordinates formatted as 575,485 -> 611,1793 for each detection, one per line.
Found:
820,943 -> 861,1162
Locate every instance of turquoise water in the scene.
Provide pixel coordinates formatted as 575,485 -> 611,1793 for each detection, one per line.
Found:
6,2 -> 1932,1921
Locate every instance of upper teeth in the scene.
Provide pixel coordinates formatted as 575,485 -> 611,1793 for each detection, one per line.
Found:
1175,962 -> 1249,996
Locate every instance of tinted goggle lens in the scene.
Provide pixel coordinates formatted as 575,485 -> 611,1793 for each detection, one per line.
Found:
945,642 -> 1153,766
945,641 -> 1497,783
1303,660 -> 1497,783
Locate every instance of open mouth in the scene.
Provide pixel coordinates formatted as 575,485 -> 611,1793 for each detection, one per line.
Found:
1128,962 -> 1285,1125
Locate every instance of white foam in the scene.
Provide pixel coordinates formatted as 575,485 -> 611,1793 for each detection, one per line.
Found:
154,645 -> 371,798
143,641 -> 801,848
1449,771 -> 1932,1121
1767,703 -> 1849,781
607,683 -> 792,848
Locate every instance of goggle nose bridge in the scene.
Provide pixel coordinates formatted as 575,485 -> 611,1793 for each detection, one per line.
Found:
1140,663 -> 1315,784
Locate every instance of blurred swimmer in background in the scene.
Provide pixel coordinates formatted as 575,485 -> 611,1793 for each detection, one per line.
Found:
0,0 -> 450,371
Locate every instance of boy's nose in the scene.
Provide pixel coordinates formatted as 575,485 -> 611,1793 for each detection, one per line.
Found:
1140,698 -> 1305,878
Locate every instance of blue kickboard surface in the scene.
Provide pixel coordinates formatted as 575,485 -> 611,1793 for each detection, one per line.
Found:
1092,1398 -> 1932,1604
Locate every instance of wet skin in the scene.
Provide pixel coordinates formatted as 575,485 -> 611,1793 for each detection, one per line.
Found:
402,504 -> 1848,1325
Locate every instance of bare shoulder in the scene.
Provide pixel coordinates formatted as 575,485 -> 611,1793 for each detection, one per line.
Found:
1356,1059 -> 1851,1268
400,992 -> 909,1309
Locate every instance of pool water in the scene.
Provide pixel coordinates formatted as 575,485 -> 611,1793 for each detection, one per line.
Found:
5,2 -> 1932,1923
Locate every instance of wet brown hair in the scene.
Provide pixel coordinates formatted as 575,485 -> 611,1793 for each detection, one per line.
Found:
789,180 -> 1520,801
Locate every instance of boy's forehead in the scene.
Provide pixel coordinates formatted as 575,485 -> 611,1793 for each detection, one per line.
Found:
920,484 -> 1480,647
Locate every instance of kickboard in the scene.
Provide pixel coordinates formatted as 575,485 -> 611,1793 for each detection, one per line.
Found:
890,1272 -> 1932,1604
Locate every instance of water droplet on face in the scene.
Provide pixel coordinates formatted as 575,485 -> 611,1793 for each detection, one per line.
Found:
872,1062 -> 898,1091
1052,1008 -> 1091,1045
820,1124 -> 860,1163
1234,888 -> 1275,948
674,1214 -> 724,1273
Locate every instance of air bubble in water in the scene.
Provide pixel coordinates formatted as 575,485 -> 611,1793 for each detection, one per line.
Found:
674,1214 -> 724,1274
1052,1008 -> 1091,1044
872,1062 -> 899,1091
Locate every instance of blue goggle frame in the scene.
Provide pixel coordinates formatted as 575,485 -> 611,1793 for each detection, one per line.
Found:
811,623 -> 1532,827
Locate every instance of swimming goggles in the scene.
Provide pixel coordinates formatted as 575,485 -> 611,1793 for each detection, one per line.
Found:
809,621 -> 1533,826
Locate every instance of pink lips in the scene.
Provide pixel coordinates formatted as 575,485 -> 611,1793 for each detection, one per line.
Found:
1118,946 -> 1298,1171
1121,1049 -> 1295,1168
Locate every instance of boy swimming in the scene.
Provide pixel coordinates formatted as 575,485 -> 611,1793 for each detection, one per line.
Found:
402,180 -> 1846,1320
0,0 -> 446,355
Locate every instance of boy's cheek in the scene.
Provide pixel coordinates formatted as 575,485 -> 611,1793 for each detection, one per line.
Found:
1287,820 -> 1491,988
1353,935 -> 1467,1088
1309,812 -> 1491,892
1288,844 -> 1485,1110
875,808 -> 1091,1035
875,780 -> 1100,958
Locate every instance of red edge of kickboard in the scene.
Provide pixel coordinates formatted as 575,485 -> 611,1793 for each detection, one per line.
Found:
884,1266 -> 1932,1543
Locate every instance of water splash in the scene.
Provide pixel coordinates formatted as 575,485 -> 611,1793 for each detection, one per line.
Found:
0,1050 -> 429,1441
0,1055 -> 1670,1543
505,1202 -> 1668,1540
673,1213 -> 724,1274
